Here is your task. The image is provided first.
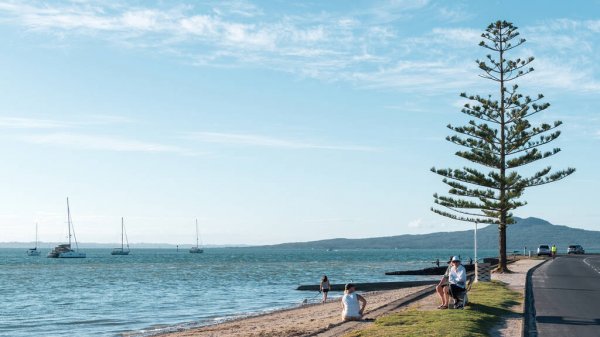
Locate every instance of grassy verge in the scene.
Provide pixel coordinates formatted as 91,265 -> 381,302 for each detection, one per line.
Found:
345,281 -> 521,337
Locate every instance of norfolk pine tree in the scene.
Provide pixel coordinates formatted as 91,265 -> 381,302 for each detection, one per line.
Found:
431,21 -> 575,272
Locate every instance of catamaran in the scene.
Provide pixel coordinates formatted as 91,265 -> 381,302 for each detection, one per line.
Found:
47,198 -> 86,258
189,219 -> 203,254
26,223 -> 41,256
111,217 -> 130,255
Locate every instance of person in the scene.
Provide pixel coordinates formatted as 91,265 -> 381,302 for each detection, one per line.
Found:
436,257 -> 452,309
448,256 -> 467,309
320,275 -> 330,303
341,283 -> 367,321
551,244 -> 557,259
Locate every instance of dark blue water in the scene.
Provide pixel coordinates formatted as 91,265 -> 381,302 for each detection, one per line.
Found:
0,248 -> 494,336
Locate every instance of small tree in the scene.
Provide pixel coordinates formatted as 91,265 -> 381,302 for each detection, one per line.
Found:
431,21 -> 575,272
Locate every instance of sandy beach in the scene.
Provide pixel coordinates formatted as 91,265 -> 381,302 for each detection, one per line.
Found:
159,258 -> 544,337
159,285 -> 431,337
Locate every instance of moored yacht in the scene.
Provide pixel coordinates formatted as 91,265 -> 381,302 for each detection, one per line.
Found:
26,223 -> 41,256
189,219 -> 203,254
48,198 -> 86,258
111,217 -> 130,255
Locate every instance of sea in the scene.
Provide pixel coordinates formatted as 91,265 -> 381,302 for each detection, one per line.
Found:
0,247 -> 496,337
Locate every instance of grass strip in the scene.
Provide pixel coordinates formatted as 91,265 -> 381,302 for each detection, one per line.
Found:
345,281 -> 521,337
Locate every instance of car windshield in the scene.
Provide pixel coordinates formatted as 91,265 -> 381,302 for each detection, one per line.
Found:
539,245 -> 549,249
569,245 -> 577,248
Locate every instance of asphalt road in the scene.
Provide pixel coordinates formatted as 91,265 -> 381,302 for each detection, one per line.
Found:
532,254 -> 600,336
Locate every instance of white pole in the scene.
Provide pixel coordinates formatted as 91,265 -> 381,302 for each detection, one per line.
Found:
474,221 -> 478,283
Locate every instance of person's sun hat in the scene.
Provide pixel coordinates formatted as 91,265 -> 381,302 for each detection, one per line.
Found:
451,256 -> 461,262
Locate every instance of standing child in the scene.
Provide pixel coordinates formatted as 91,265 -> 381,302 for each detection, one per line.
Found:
320,275 -> 330,303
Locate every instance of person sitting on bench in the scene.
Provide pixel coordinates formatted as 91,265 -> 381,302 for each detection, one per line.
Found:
448,256 -> 467,309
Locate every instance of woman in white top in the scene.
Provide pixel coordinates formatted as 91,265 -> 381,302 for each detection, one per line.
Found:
320,275 -> 330,303
341,283 -> 367,321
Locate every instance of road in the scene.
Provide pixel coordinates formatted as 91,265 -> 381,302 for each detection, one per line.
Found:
532,254 -> 600,336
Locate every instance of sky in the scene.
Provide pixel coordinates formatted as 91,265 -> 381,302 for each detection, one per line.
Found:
1,0 -> 599,246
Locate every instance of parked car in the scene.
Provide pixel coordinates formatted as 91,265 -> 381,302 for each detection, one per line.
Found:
567,245 -> 585,254
537,245 -> 551,256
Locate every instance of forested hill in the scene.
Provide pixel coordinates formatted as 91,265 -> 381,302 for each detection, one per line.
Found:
265,217 -> 600,250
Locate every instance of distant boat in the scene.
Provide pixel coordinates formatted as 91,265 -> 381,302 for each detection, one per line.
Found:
189,219 -> 204,254
111,217 -> 130,255
26,223 -> 41,256
47,198 -> 86,258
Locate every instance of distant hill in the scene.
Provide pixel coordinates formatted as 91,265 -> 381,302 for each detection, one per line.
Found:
265,217 -> 600,250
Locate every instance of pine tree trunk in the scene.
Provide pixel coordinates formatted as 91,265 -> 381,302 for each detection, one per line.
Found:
497,222 -> 508,272
497,23 -> 510,273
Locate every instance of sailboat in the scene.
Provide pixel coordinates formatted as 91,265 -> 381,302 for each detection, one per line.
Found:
111,217 -> 130,255
189,219 -> 203,253
26,223 -> 41,256
47,198 -> 86,258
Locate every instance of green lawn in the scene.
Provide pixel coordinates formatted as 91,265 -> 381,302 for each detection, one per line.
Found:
345,281 -> 522,337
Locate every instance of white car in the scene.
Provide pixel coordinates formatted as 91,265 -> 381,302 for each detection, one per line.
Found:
537,245 -> 551,256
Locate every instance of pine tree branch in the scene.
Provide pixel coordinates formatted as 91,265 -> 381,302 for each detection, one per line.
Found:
524,168 -> 576,187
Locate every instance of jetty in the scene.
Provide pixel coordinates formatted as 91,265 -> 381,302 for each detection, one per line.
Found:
296,280 -> 437,292
385,263 -> 475,276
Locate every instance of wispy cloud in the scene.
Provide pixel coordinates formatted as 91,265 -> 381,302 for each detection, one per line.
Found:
184,131 -> 379,152
0,115 -> 133,129
407,218 -> 423,228
1,2 -> 600,94
0,117 -> 72,129
17,132 -> 196,155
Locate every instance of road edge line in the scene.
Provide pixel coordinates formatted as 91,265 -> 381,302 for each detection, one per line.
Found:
521,259 -> 549,337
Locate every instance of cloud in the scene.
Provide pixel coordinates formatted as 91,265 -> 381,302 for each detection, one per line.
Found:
184,131 -> 379,152
407,218 -> 423,228
16,132 -> 196,155
0,115 -> 133,128
347,60 -> 477,92
1,2 -> 600,94
0,117 -> 72,129
521,57 -> 600,93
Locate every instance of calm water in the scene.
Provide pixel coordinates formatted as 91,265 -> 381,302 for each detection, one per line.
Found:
0,247 -> 494,337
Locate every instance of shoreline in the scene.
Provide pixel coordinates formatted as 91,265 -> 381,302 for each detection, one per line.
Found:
155,285 -> 432,337
154,258 -> 544,337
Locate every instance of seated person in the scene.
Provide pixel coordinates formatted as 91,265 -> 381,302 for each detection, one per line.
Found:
436,257 -> 453,309
341,283 -> 367,321
448,256 -> 467,308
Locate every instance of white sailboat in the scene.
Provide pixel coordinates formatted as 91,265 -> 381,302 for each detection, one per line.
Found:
47,198 -> 86,258
189,219 -> 204,254
26,223 -> 41,256
111,217 -> 130,255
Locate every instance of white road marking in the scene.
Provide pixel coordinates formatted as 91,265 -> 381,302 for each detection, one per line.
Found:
583,257 -> 600,275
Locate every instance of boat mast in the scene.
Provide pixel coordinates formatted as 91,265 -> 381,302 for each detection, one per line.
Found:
35,222 -> 38,249
196,218 -> 199,248
121,217 -> 124,250
67,197 -> 72,247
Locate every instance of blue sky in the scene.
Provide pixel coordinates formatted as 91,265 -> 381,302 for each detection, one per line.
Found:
1,0 -> 599,245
